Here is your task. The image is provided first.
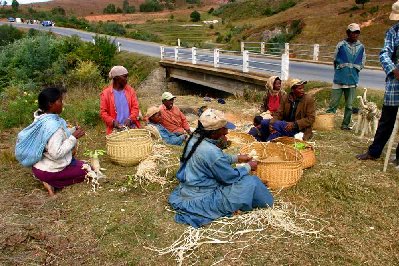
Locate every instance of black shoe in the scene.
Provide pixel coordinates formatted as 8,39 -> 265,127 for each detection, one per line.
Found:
340,126 -> 351,130
356,152 -> 378,160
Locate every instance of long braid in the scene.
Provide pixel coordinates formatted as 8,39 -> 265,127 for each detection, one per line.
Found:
180,123 -> 213,163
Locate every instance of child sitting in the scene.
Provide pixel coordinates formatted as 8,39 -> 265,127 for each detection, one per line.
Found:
248,115 -> 264,141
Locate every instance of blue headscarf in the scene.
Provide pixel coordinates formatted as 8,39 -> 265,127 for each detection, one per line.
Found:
15,112 -> 70,167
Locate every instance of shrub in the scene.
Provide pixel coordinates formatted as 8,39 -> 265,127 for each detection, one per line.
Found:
76,35 -> 118,79
139,0 -> 164,12
369,5 -> 379,14
190,10 -> 201,22
78,99 -> 101,127
0,24 -> 24,47
51,6 -> 66,16
66,61 -> 103,90
208,7 -> 214,14
127,30 -> 161,42
0,89 -> 37,129
103,3 -> 117,14
355,0 -> 370,9
97,22 -> 126,36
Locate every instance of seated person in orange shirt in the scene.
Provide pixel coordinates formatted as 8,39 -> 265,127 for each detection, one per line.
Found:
159,92 -> 191,135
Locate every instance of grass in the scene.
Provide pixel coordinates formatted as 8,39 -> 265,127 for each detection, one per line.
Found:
1,78 -> 399,264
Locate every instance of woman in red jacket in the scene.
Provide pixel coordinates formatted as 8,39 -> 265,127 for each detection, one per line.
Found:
100,66 -> 141,135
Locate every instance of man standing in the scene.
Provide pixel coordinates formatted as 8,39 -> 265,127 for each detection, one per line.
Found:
326,23 -> 366,130
357,1 -> 399,164
159,92 -> 191,135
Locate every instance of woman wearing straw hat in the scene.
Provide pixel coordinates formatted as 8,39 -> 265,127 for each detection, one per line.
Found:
169,109 -> 273,228
357,1 -> 399,164
145,106 -> 187,146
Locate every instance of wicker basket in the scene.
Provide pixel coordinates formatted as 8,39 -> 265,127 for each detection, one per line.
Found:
240,142 -> 303,189
313,113 -> 335,131
106,129 -> 153,166
227,132 -> 256,147
271,137 -> 316,169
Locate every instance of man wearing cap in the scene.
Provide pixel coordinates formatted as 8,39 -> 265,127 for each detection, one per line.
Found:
159,91 -> 191,135
266,79 -> 315,141
357,1 -> 399,163
169,109 -> 273,228
100,66 -> 141,134
326,23 -> 366,130
145,106 -> 186,146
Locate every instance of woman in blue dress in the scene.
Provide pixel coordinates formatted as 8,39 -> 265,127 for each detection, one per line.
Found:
169,109 -> 274,228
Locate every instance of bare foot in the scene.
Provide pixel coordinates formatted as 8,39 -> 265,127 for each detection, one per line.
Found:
233,210 -> 242,216
42,182 -> 55,197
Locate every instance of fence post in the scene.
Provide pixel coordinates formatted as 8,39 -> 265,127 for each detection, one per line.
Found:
261,42 -> 265,54
177,38 -> 181,47
242,50 -> 249,73
174,46 -> 179,62
281,53 -> 289,81
284,43 -> 290,55
241,42 -> 245,53
192,47 -> 197,65
313,44 -> 319,61
117,42 -> 121,52
160,46 -> 165,60
214,48 -> 219,68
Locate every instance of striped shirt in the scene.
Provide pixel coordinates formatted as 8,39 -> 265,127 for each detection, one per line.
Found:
380,23 -> 399,106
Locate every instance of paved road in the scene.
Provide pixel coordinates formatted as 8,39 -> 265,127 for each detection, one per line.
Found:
1,22 -> 387,90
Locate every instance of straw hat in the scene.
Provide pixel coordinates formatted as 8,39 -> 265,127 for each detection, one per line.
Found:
199,109 -> 236,131
145,106 -> 160,118
289,79 -> 307,89
390,1 -> 399,20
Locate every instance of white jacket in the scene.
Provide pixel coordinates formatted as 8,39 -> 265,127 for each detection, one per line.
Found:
33,112 -> 77,172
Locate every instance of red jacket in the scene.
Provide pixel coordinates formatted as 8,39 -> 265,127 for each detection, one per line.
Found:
100,84 -> 141,135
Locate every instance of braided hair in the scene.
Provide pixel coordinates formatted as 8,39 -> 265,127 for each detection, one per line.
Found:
180,122 -> 215,164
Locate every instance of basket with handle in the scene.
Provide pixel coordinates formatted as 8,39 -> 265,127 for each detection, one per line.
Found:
240,142 -> 303,189
106,129 -> 153,166
226,132 -> 256,147
313,113 -> 335,131
271,136 -> 316,169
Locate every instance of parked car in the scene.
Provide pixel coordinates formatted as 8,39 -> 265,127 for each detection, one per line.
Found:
41,20 -> 53,27
7,17 -> 15,22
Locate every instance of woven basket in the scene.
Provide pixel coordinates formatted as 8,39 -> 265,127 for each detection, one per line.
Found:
313,113 -> 335,131
240,142 -> 303,189
227,132 -> 256,147
271,137 -> 316,169
106,129 -> 153,166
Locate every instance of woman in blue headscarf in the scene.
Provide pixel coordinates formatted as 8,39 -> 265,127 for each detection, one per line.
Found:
15,87 -> 87,196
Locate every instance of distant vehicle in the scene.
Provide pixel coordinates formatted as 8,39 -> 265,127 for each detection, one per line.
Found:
41,20 -> 53,27
7,17 -> 15,22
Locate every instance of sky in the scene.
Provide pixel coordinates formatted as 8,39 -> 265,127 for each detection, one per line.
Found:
3,0 -> 52,4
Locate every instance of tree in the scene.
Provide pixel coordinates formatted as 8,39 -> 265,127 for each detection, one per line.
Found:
103,3 -> 116,14
139,0 -> 163,12
122,0 -> 135,14
355,0 -> 370,9
190,10 -> 200,22
2,1 -> 7,8
11,0 -> 19,11
51,6 -> 66,16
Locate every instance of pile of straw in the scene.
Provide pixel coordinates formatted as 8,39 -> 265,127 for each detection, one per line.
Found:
134,143 -> 178,187
146,201 -> 327,265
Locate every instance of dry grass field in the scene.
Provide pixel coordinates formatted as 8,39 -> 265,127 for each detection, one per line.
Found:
1,75 -> 398,265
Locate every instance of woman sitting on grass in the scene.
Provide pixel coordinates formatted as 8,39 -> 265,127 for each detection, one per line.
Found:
145,106 -> 187,146
169,109 -> 274,228
15,87 -> 87,196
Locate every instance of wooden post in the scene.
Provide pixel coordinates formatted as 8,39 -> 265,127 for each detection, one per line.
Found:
242,50 -> 249,73
160,46 -> 165,60
174,46 -> 179,62
192,47 -> 197,65
214,48 -> 219,68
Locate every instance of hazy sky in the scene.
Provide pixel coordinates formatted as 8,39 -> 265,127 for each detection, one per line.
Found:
4,0 -> 52,4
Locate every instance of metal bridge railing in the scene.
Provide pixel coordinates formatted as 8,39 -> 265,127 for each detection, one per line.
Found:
160,45 -> 290,80
241,42 -> 381,66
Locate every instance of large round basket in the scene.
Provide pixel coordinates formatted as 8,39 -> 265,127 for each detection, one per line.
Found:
227,132 -> 256,147
106,129 -> 153,166
240,142 -> 303,189
313,113 -> 335,131
271,137 -> 316,169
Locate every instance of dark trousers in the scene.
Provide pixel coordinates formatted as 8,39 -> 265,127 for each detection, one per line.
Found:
368,105 -> 399,159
